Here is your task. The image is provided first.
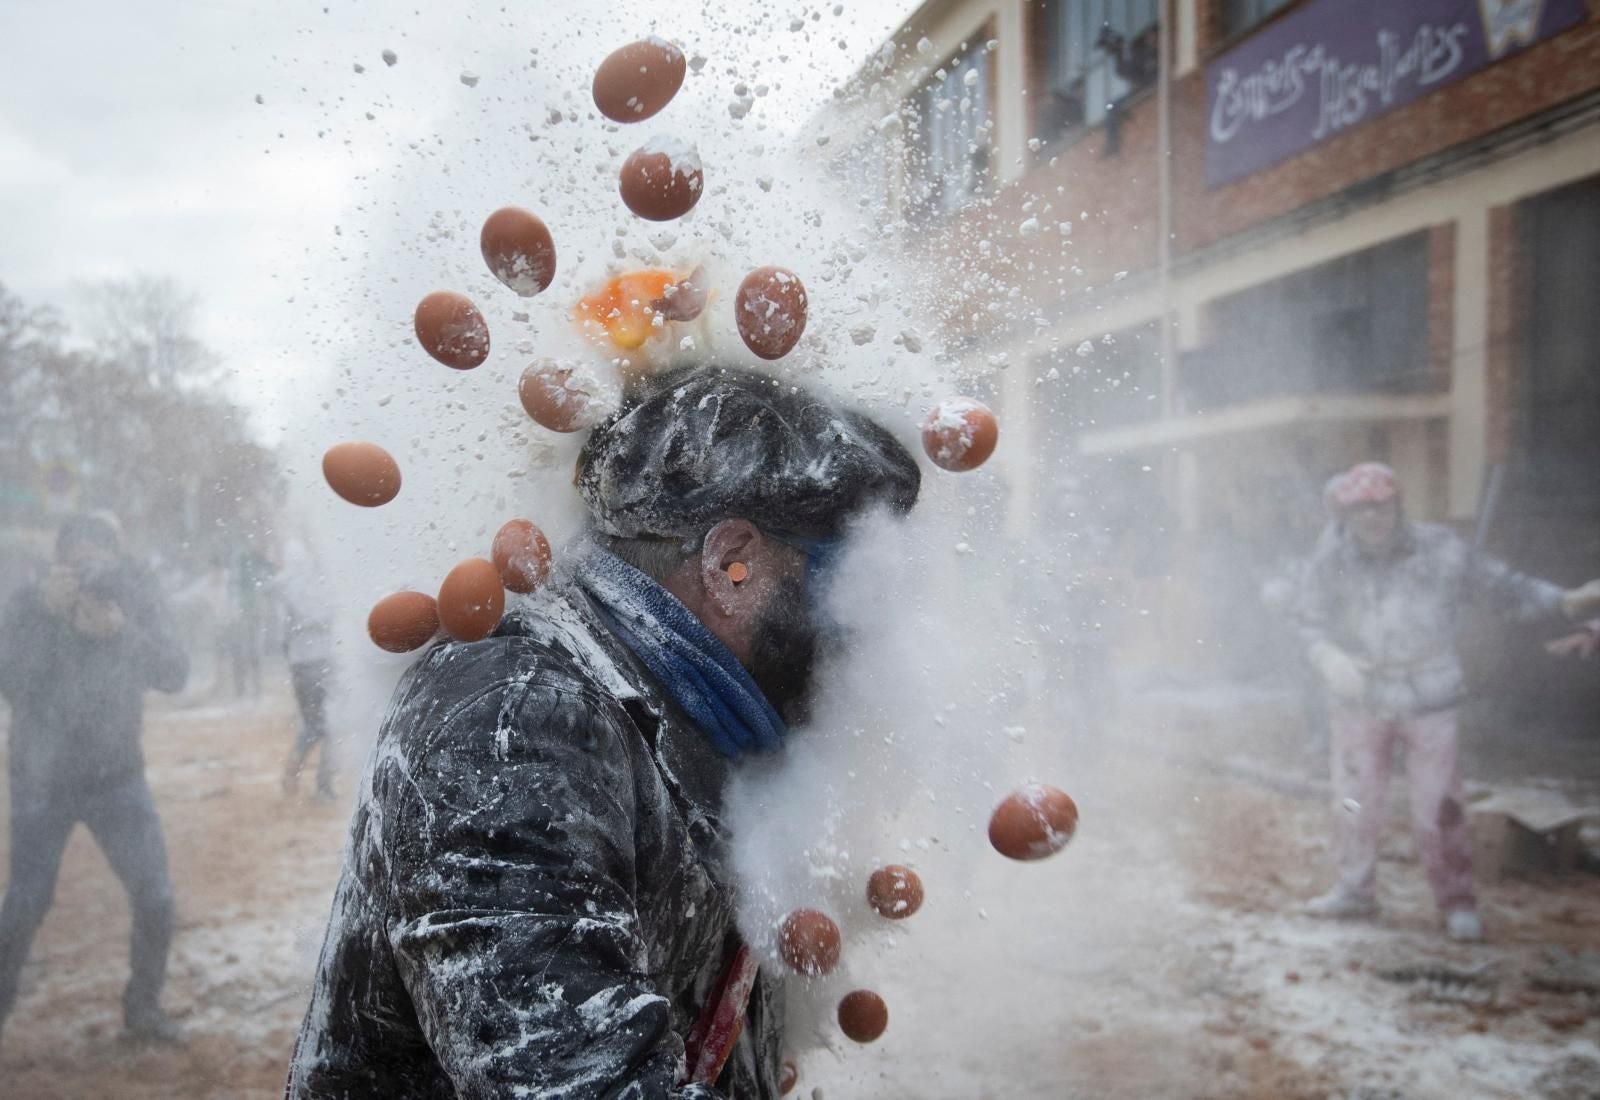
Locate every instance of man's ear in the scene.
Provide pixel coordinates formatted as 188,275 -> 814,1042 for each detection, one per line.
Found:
700,519 -> 766,619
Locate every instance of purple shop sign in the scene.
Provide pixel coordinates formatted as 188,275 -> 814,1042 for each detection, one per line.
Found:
1205,0 -> 1588,189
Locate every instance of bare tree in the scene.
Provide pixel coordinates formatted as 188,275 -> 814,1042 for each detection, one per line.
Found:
0,284 -> 70,516
81,275 -> 222,389
0,281 -> 278,568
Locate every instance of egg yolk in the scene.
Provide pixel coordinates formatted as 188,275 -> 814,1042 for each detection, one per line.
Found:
576,270 -> 676,351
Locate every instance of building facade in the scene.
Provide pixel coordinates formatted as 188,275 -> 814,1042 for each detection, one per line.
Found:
827,0 -> 1600,594
816,0 -> 1600,723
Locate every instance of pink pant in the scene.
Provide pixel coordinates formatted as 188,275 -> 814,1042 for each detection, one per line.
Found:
1328,707 -> 1475,912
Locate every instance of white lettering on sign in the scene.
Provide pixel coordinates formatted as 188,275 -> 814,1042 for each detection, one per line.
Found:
1209,45 -> 1324,144
1210,22 -> 1470,147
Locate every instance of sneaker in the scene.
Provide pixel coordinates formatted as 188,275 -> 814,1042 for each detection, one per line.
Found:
1303,890 -> 1379,919
1445,909 -> 1484,943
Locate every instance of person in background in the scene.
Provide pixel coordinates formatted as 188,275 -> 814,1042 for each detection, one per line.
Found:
1546,617 -> 1600,660
277,536 -> 337,801
172,555 -> 233,701
229,543 -> 273,698
0,513 -> 189,1045
1291,463 -> 1600,942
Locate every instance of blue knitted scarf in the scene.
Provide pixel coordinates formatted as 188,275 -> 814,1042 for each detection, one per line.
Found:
574,547 -> 787,759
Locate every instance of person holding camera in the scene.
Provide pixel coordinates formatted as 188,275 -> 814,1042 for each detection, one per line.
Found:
0,513 -> 189,1046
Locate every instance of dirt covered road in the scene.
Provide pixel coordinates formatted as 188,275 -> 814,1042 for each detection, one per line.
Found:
1,690 -> 1597,1099
0,693 -> 347,1100
799,737 -> 1600,1100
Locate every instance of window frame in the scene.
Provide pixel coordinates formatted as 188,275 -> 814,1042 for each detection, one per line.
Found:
1026,0 -> 1162,152
900,22 -> 999,222
1517,175 -> 1600,513
1217,0 -> 1297,41
1188,230 -> 1434,411
1202,0 -> 1306,59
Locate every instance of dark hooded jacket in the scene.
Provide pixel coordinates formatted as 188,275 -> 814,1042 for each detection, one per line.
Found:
0,558 -> 189,805
286,580 -> 784,1100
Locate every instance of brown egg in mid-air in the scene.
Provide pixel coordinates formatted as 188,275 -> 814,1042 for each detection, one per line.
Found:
436,558 -> 505,643
480,207 -> 556,297
619,139 -> 703,222
735,266 -> 808,360
367,591 -> 439,653
777,908 -> 840,977
323,442 -> 401,507
592,37 -> 686,123
837,990 -> 889,1044
778,1061 -> 798,1095
492,519 -> 552,594
414,290 -> 490,370
866,865 -> 924,920
989,784 -> 1079,861
921,397 -> 999,472
518,361 -> 610,433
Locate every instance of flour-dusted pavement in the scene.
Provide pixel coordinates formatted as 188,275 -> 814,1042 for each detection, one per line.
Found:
0,693 -> 348,1100
1,691 -> 1596,1099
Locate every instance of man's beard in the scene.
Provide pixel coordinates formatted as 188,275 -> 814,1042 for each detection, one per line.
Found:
748,574 -> 820,727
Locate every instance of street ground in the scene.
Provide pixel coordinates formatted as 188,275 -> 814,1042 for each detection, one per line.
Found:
800,683 -> 1600,1100
0,684 -> 1596,1099
0,693 -> 346,1100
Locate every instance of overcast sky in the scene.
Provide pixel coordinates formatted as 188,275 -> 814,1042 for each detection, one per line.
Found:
0,0 -> 921,442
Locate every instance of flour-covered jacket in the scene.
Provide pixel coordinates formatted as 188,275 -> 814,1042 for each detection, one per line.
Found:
1294,522 -> 1564,718
286,584 -> 783,1099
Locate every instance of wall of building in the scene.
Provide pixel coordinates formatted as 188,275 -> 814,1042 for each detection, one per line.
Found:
922,1 -> 1600,317
820,0 -> 1600,713
985,127 -> 1599,522
826,0 -> 1600,538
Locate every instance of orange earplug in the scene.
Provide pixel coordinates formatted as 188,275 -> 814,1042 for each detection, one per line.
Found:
728,563 -> 749,584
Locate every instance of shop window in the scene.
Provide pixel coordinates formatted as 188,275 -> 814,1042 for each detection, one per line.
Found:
904,37 -> 994,219
1035,319 -> 1163,435
1520,176 -> 1600,511
1219,0 -> 1296,39
1189,232 -> 1430,409
1033,0 -> 1159,145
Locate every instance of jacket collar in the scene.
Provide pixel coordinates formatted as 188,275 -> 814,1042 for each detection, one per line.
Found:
497,584 -> 732,842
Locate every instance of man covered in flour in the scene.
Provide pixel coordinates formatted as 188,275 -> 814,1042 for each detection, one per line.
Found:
286,364 -> 920,1098
1292,462 -> 1600,942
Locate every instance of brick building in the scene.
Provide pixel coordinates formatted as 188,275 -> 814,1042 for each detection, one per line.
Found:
822,0 -> 1600,706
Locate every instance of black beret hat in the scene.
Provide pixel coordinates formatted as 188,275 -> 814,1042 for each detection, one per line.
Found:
577,365 -> 920,539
